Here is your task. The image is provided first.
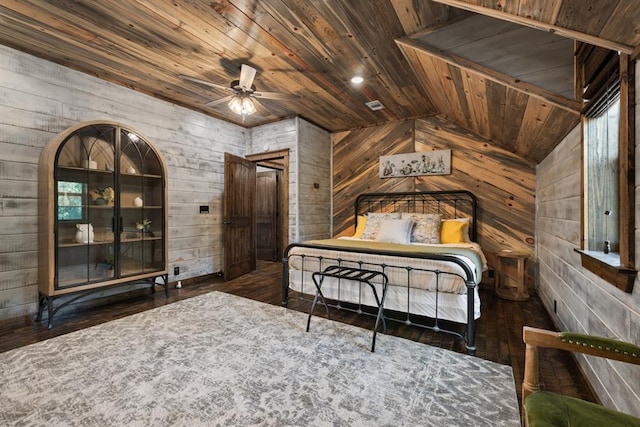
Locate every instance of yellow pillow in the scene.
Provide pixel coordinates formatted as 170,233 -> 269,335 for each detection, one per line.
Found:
440,219 -> 467,243
353,215 -> 367,238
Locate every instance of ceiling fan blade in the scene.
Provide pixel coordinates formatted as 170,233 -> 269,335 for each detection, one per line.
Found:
238,64 -> 257,91
205,95 -> 234,107
250,97 -> 271,116
252,90 -> 301,101
178,74 -> 234,92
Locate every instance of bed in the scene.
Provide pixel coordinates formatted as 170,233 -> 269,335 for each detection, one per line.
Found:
282,190 -> 486,355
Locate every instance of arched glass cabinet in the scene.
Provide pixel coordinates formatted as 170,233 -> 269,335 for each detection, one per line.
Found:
38,121 -> 168,327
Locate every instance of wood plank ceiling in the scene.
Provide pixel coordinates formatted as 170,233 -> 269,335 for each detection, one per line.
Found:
1,1 -> 639,163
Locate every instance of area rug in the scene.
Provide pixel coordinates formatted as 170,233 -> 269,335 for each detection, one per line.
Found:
0,292 -> 520,426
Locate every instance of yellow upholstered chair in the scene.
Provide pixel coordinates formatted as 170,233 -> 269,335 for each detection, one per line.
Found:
522,326 -> 640,426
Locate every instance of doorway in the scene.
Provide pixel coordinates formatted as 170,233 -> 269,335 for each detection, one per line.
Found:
256,168 -> 281,261
246,149 -> 289,260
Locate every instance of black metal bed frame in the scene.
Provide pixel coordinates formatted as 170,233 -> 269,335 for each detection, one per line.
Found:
282,190 -> 480,355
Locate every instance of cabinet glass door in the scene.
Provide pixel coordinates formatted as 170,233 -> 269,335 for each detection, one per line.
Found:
55,125 -> 116,288
119,129 -> 165,277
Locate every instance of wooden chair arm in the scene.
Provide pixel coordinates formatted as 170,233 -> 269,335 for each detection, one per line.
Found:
522,326 -> 640,402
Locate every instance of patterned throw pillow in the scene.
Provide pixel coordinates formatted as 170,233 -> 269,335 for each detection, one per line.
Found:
360,212 -> 402,240
401,213 -> 442,244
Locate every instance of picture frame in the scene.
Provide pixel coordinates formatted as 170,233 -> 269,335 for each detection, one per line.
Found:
379,149 -> 451,178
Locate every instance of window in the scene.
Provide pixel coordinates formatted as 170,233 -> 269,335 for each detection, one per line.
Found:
576,47 -> 636,292
57,181 -> 85,221
584,96 -> 619,253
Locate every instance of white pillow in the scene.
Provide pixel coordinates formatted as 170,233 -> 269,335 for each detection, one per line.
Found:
360,212 -> 402,240
375,218 -> 414,244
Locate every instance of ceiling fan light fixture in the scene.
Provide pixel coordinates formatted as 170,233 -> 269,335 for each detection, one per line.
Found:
228,94 -> 256,116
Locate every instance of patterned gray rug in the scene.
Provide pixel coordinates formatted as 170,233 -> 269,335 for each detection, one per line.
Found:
0,292 -> 520,426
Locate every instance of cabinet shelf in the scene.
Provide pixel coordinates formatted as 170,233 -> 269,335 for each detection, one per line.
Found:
57,166 -> 162,180
58,205 -> 114,209
121,236 -> 163,243
122,172 -> 162,179
58,165 -> 115,174
59,241 -> 114,248
57,205 -> 162,210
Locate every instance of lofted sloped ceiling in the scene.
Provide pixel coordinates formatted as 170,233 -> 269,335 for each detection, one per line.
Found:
431,0 -> 640,52
0,1 -> 639,163
397,13 -> 581,162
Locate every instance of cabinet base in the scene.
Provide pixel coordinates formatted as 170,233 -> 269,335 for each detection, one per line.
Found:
37,275 -> 168,329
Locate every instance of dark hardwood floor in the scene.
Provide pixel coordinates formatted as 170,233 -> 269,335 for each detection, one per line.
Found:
0,261 -> 596,409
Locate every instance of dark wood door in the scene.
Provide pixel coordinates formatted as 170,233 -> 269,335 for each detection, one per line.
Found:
256,170 -> 281,261
223,153 -> 256,280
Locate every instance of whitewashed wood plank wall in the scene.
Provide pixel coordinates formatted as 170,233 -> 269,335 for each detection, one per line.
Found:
247,117 -> 332,243
247,119 -> 299,244
296,119 -> 332,241
0,45 -> 330,321
535,62 -> 640,417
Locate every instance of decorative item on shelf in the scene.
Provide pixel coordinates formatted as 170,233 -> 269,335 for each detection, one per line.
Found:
82,157 -> 97,170
603,210 -> 611,254
94,258 -> 114,278
126,166 -> 136,174
95,259 -> 114,271
100,226 -> 114,242
75,223 -> 94,243
136,219 -> 152,236
93,187 -> 114,205
105,164 -> 114,172
133,196 -> 143,207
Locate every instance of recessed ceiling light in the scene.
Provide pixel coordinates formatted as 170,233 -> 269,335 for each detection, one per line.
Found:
351,75 -> 364,84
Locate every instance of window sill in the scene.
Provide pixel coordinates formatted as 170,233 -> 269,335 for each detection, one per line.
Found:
574,249 -> 637,293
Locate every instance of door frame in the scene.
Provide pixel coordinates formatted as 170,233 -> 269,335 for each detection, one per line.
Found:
246,149 -> 289,257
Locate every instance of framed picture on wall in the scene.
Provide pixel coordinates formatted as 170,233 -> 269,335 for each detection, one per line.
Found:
379,149 -> 451,178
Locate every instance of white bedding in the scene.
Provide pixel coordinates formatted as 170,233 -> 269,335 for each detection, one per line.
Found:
287,238 -> 486,293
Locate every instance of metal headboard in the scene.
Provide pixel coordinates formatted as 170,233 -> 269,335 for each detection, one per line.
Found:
354,190 -> 478,242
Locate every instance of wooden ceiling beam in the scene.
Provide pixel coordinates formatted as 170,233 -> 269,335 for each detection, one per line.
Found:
632,44 -> 640,62
396,38 -> 582,114
431,0 -> 634,55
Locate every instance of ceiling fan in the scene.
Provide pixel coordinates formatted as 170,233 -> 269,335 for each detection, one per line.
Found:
179,64 -> 299,118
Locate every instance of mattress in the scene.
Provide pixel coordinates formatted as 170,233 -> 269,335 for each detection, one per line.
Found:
286,238 -> 486,294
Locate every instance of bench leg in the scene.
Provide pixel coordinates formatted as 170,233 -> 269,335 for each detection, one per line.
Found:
370,280 -> 389,352
371,305 -> 385,352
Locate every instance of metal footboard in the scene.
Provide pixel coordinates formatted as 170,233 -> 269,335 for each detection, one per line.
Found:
282,242 -> 478,355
